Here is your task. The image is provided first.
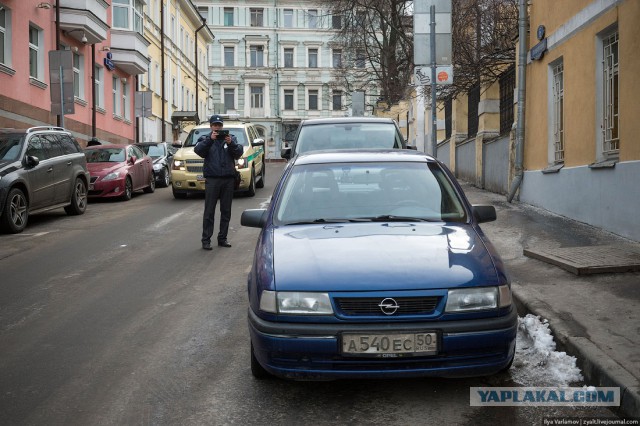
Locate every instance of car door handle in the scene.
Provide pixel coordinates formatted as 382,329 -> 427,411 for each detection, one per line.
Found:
47,167 -> 53,173
66,161 -> 72,166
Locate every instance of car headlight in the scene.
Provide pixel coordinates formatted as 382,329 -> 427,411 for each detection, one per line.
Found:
172,160 -> 185,171
236,158 -> 246,168
259,290 -> 333,315
153,163 -> 162,171
445,286 -> 511,312
102,171 -> 121,181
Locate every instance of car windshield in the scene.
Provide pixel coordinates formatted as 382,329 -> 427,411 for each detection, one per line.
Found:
183,127 -> 249,147
0,134 -> 25,161
85,148 -> 125,163
139,144 -> 165,158
295,123 -> 401,154
274,161 -> 467,225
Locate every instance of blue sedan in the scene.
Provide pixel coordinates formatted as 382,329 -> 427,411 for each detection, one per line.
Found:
241,150 -> 516,380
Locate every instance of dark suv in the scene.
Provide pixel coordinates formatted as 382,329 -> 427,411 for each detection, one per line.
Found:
134,142 -> 174,188
0,126 -> 90,233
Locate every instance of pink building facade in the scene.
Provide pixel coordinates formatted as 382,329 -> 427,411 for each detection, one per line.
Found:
0,0 -> 149,146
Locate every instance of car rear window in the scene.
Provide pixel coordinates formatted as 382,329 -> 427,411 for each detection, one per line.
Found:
295,123 -> 401,154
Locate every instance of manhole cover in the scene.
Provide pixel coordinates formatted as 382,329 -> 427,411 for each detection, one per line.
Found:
523,245 -> 640,275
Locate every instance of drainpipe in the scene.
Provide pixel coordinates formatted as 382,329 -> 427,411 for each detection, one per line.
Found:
55,0 -> 61,126
507,0 -> 528,202
91,44 -> 96,137
161,0 -> 166,142
195,18 -> 207,124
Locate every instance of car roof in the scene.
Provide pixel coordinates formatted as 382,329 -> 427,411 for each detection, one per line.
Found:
191,121 -> 248,130
299,117 -> 397,126
134,142 -> 167,145
292,149 -> 435,165
84,144 -> 127,149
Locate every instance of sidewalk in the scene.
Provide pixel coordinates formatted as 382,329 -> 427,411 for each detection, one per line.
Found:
461,182 -> 640,418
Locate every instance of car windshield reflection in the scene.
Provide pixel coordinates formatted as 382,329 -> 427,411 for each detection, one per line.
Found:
85,148 -> 125,163
274,161 -> 467,225
0,135 -> 25,161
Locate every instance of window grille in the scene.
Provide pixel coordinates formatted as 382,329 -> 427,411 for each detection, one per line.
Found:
602,31 -> 619,153
552,62 -> 564,162
499,65 -> 515,135
467,85 -> 480,138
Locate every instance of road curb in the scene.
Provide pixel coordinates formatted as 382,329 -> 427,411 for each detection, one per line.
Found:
512,284 -> 640,418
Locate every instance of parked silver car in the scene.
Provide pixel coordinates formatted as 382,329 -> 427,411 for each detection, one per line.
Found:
0,126 -> 90,233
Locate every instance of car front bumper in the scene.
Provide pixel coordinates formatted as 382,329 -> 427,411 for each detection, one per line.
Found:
249,307 -> 518,380
88,178 -> 126,198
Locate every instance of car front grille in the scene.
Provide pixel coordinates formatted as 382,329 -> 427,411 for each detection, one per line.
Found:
186,159 -> 203,174
334,297 -> 440,316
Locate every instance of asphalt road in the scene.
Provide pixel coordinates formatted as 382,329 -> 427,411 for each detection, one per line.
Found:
0,163 -> 618,425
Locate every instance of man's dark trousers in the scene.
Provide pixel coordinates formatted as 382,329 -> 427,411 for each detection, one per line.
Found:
202,176 -> 235,245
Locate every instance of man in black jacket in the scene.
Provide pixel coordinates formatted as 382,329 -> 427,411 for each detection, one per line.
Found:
194,114 -> 244,250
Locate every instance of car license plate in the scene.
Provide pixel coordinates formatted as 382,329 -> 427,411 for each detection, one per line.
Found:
341,332 -> 438,357
196,175 -> 205,182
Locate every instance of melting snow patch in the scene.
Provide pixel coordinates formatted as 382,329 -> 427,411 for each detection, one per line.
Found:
510,314 -> 583,386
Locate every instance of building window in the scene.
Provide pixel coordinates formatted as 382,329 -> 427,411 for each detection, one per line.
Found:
467,84 -> 480,138
94,65 -> 103,108
123,80 -> 130,120
602,31 -> 619,153
551,62 -> 564,162
113,0 -> 143,34
72,52 -> 84,99
28,25 -> 42,80
284,48 -> 294,68
154,63 -> 160,94
308,9 -> 318,28
332,90 -> 342,110
224,88 -> 235,110
224,46 -> 234,67
444,97 -> 452,139
308,48 -> 318,68
224,8 -> 233,26
284,89 -> 294,110
332,49 -> 342,68
308,89 -> 318,110
198,6 -> 207,21
251,86 -> 263,108
355,50 -> 365,68
171,77 -> 176,106
250,45 -> 264,67
0,5 -> 10,66
284,9 -> 293,28
332,14 -> 342,30
499,65 -> 515,136
250,8 -> 263,27
112,77 -> 121,116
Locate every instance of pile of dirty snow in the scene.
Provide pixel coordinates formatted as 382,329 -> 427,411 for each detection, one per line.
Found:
510,314 -> 584,386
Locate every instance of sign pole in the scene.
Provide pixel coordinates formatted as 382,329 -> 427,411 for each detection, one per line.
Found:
430,5 -> 437,158
59,64 -> 65,128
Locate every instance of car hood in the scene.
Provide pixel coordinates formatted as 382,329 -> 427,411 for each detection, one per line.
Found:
174,147 -> 199,160
87,162 -> 124,176
272,223 -> 499,292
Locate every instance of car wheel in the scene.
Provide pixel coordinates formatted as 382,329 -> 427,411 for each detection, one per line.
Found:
256,162 -> 265,189
246,169 -> 256,197
121,177 -> 133,201
64,178 -> 88,215
250,342 -> 271,380
161,168 -> 171,188
144,174 -> 156,193
1,188 -> 28,233
172,187 -> 187,199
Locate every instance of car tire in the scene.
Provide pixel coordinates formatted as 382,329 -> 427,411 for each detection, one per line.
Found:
161,168 -> 171,188
121,177 -> 133,201
64,178 -> 88,216
246,169 -> 256,197
250,342 -> 271,380
172,187 -> 187,199
0,188 -> 28,234
144,174 -> 156,193
256,162 -> 265,189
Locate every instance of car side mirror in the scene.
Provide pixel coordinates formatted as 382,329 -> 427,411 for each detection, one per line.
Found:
24,155 -> 40,168
252,138 -> 265,147
280,146 -> 291,160
241,209 -> 267,228
129,156 -> 137,164
172,142 -> 182,149
472,205 -> 497,223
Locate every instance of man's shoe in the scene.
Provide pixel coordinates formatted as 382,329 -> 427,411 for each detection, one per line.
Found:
202,242 -> 213,250
218,240 -> 232,248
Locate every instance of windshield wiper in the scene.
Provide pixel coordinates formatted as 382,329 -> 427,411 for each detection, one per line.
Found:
285,218 -> 351,225
354,215 -> 437,222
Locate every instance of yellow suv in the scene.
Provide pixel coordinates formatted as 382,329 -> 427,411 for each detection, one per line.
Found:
171,118 -> 265,198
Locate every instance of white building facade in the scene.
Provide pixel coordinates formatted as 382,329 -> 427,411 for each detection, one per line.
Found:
197,0 -> 379,159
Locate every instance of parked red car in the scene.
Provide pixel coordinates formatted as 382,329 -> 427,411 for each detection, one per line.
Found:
84,144 -> 155,200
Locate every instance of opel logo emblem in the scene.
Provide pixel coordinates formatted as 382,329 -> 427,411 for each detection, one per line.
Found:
379,298 -> 399,315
